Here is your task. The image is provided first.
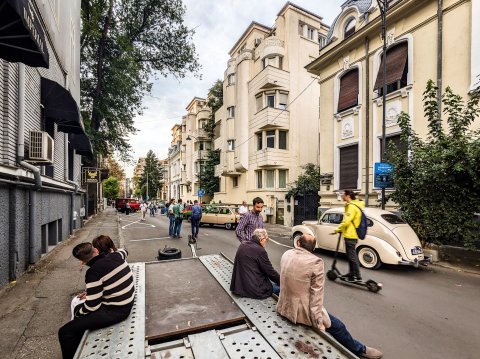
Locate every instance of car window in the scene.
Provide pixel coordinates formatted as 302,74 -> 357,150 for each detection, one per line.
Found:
219,208 -> 230,215
209,207 -> 219,214
367,218 -> 374,227
321,213 -> 343,224
381,214 -> 405,224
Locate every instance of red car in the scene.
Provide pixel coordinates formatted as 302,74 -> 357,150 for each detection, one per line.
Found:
116,198 -> 140,212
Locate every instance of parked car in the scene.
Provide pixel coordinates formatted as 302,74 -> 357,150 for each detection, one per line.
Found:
200,206 -> 240,230
291,207 -> 432,269
115,198 -> 141,213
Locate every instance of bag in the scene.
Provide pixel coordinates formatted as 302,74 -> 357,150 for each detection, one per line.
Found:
191,205 -> 202,220
351,203 -> 368,240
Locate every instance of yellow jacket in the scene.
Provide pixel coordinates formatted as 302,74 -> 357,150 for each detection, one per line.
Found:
335,199 -> 365,239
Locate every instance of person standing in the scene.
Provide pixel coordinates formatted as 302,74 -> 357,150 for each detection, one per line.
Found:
167,199 -> 176,237
334,190 -> 365,282
277,234 -> 383,359
124,201 -> 130,216
149,202 -> 155,217
140,201 -> 148,221
235,197 -> 264,243
173,198 -> 184,238
190,200 -> 202,240
238,200 -> 248,217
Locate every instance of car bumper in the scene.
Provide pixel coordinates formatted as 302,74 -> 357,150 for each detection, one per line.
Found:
398,255 -> 433,268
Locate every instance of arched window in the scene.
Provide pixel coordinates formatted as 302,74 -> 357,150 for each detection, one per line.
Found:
344,18 -> 356,38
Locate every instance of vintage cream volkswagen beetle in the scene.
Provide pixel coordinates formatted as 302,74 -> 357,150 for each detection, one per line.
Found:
291,207 -> 432,269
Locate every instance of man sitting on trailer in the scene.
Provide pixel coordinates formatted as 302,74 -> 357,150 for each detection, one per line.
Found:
58,242 -> 135,359
277,233 -> 383,359
230,228 -> 280,299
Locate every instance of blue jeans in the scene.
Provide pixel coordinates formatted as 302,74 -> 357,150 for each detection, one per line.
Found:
168,216 -> 175,236
191,218 -> 200,238
271,282 -> 280,296
174,218 -> 183,237
326,313 -> 365,355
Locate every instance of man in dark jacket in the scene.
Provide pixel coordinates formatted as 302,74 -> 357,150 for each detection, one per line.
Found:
230,228 -> 280,299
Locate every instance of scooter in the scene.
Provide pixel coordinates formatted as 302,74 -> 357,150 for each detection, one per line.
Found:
326,234 -> 383,293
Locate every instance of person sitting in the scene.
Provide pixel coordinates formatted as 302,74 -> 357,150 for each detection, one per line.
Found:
58,242 -> 134,359
277,233 -> 383,359
92,234 -> 117,254
230,228 -> 280,299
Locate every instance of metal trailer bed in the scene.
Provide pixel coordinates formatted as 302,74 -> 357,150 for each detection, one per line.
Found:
74,254 -> 357,359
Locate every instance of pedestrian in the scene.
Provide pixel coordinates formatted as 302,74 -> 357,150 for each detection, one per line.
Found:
92,235 -> 117,255
167,199 -> 176,237
277,233 -> 383,359
58,242 -> 134,359
190,200 -> 202,240
149,202 -> 155,217
230,229 -> 280,298
334,190 -> 365,282
140,201 -> 148,221
235,197 -> 264,243
125,201 -> 131,216
238,200 -> 248,217
173,198 -> 184,238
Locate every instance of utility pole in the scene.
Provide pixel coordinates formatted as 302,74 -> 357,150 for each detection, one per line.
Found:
146,171 -> 149,200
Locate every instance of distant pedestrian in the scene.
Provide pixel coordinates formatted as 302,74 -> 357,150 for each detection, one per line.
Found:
173,198 -> 184,238
149,202 -> 155,217
140,201 -> 148,221
190,200 -> 202,240
238,200 -> 248,217
235,197 -> 264,243
167,199 -> 176,237
125,201 -> 131,216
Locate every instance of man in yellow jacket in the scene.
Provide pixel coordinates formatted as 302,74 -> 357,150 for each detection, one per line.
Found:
335,190 -> 365,282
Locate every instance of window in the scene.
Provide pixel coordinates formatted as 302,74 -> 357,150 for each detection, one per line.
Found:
198,142 -> 205,151
266,93 -> 275,108
337,68 -> 359,112
256,95 -> 263,112
384,134 -> 408,160
199,120 -> 207,129
374,42 -> 408,95
307,27 -> 315,40
266,170 -> 275,188
227,106 -> 235,118
266,130 -> 275,148
232,176 -> 238,187
344,18 -> 356,38
214,122 -> 221,139
339,144 -> 358,189
256,171 -> 263,189
319,35 -> 327,48
257,132 -> 263,150
381,214 -> 405,224
279,130 -> 287,150
227,74 -> 235,85
263,56 -> 282,69
227,140 -> 235,151
321,213 -> 344,224
279,93 -> 288,110
278,170 -> 287,188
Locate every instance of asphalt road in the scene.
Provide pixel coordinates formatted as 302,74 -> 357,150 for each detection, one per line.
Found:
120,211 -> 480,359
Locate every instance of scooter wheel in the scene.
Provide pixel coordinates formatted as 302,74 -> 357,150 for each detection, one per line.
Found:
327,270 -> 338,281
366,280 -> 382,293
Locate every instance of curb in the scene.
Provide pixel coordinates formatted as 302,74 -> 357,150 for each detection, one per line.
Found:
117,212 -> 125,248
431,262 -> 480,276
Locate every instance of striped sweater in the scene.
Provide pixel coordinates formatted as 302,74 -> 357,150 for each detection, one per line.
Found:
75,249 -> 134,317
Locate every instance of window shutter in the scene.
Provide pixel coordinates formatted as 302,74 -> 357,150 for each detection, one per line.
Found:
339,145 -> 358,189
374,42 -> 408,90
337,69 -> 359,112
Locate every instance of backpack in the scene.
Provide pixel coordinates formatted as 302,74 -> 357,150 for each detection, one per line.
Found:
191,205 -> 202,220
351,203 -> 368,240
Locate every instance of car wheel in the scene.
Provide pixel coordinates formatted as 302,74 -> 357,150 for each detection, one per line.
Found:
357,246 -> 382,269
225,223 -> 233,230
209,223 -> 214,227
292,232 -> 303,248
157,247 -> 181,261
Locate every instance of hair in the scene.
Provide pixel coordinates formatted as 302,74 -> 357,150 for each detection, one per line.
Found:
178,198 -> 183,203
343,190 -> 357,200
194,200 -> 198,204
72,242 -> 95,262
252,197 -> 264,205
92,235 -> 117,255
251,228 -> 268,243
298,234 -> 316,252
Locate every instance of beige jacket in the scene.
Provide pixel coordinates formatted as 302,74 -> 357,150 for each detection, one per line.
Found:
277,248 -> 331,330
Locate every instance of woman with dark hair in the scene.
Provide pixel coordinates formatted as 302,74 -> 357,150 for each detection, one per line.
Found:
92,235 -> 117,255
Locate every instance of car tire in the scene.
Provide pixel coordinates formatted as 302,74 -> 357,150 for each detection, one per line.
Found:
357,246 -> 382,269
292,232 -> 303,248
209,224 -> 214,227
225,223 -> 234,230
157,247 -> 181,261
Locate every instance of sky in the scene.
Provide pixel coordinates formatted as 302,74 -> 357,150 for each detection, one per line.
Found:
124,0 -> 346,177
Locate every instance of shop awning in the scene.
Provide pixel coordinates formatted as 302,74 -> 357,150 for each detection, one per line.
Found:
41,77 -> 85,134
0,0 -> 49,68
69,132 -> 94,158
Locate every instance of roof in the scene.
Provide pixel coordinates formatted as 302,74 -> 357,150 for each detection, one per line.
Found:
326,0 -> 373,42
277,1 -> 323,21
228,21 -> 272,56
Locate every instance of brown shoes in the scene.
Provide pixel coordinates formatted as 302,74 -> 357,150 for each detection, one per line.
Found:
360,346 -> 383,359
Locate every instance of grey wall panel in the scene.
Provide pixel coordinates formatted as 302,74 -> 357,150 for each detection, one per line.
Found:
14,189 -> 30,275
53,125 -> 65,181
0,185 -> 10,287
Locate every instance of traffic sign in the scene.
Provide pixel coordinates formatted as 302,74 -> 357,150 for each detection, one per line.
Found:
198,189 -> 205,197
374,162 -> 394,189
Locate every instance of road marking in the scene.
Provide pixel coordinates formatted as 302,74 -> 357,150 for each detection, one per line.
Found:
269,237 -> 293,249
121,219 -> 155,229
130,237 -> 172,242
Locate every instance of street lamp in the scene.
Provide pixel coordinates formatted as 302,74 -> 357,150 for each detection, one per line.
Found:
186,135 -> 202,200
377,0 -> 388,210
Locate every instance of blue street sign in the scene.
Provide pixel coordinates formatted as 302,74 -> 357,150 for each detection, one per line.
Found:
198,189 -> 205,197
374,162 -> 395,189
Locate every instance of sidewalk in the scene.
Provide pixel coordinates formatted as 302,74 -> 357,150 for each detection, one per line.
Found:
0,208 -> 121,359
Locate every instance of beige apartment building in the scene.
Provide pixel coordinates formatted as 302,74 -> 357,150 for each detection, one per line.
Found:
213,3 -> 329,226
306,0 -> 479,208
168,124 -> 183,200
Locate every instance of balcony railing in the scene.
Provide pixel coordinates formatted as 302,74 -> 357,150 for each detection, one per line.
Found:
251,107 -> 289,130
192,128 -> 209,139
256,36 -> 285,60
250,148 -> 291,168
249,65 -> 289,96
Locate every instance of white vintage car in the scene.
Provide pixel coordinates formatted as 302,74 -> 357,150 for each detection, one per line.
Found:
291,207 -> 432,269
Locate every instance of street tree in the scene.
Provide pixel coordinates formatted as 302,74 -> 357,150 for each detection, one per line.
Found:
105,156 -> 125,180
81,0 -> 200,158
138,150 -> 163,199
388,80 -> 480,249
103,176 -> 120,200
285,163 -> 322,200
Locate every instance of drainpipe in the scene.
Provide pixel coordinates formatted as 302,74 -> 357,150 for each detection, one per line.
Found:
65,133 -> 78,235
437,0 -> 443,113
365,37 -> 370,206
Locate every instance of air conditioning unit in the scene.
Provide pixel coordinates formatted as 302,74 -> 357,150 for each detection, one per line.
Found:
28,130 -> 54,163
254,38 -> 262,47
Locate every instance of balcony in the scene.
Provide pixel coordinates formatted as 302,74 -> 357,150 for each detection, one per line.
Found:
215,152 -> 241,177
250,148 -> 291,168
197,109 -> 210,120
249,65 -> 289,93
256,36 -> 285,61
251,107 -> 289,130
192,128 -> 209,139
192,150 -> 206,163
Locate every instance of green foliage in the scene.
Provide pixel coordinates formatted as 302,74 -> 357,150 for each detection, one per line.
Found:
389,80 -> 480,249
81,0 -> 200,158
285,164 -> 321,199
137,150 -> 163,199
103,176 -> 120,200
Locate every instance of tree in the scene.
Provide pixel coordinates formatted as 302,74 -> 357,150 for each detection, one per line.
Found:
81,0 -> 200,158
105,156 -> 125,180
103,176 -> 120,200
285,164 -> 322,199
137,150 -> 163,199
389,80 -> 480,249
198,80 -> 223,197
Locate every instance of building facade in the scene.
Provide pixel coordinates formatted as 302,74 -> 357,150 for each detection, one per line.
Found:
0,0 -> 90,287
167,124 -> 182,200
306,0 -> 479,208
213,3 -> 329,226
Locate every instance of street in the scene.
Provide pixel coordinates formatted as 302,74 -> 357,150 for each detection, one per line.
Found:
121,211 -> 480,359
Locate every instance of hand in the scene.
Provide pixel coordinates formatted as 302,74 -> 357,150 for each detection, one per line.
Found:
330,232 -> 337,235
